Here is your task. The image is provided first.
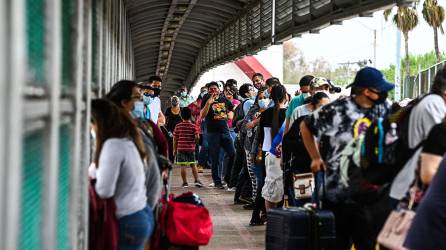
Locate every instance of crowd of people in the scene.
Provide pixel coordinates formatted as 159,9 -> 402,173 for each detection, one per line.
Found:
88,64 -> 446,250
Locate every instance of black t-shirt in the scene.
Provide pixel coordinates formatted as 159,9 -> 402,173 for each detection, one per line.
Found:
422,123 -> 446,156
201,95 -> 234,133
165,107 -> 183,133
259,107 -> 287,151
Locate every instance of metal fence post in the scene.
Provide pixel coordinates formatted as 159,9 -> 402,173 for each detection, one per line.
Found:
4,1 -> 27,249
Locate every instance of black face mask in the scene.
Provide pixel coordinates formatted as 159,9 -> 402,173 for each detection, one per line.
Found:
153,88 -> 161,97
369,92 -> 388,104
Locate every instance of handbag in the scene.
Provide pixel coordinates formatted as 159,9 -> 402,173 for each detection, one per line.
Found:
293,172 -> 314,200
377,189 -> 416,250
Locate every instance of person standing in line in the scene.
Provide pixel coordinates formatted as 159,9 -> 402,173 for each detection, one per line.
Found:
173,107 -> 203,188
222,81 -> 240,187
165,96 -> 183,161
178,85 -> 195,108
260,85 -> 288,210
90,99 -> 154,250
284,75 -> 314,134
142,76 -> 166,126
189,86 -> 208,173
300,67 -> 394,250
200,81 -> 235,189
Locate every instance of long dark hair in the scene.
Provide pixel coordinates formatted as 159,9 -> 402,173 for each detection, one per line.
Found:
431,65 -> 446,95
310,92 -> 329,106
91,99 -> 146,165
270,84 -> 287,138
106,80 -> 139,107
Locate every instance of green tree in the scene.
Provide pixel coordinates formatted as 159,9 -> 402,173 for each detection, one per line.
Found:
422,0 -> 445,62
385,6 -> 419,78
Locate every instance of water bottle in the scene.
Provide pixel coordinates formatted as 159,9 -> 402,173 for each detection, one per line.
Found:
385,122 -> 398,145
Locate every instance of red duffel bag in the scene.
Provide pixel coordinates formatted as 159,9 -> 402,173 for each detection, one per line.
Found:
163,192 -> 213,246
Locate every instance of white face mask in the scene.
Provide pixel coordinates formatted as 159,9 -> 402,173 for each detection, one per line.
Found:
302,92 -> 311,98
258,98 -> 270,109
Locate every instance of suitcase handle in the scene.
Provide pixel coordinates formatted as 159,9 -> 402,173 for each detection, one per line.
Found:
311,171 -> 325,208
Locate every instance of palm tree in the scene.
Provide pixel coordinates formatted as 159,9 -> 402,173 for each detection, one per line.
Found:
422,0 -> 445,62
384,6 -> 419,77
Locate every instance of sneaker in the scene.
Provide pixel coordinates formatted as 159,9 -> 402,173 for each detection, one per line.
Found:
215,183 -> 225,189
249,217 -> 265,226
182,183 -> 189,188
208,183 -> 216,188
226,187 -> 236,192
195,180 -> 203,188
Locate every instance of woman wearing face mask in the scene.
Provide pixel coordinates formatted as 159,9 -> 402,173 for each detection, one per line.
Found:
257,85 -> 288,214
106,80 -> 169,158
90,99 -> 154,250
236,87 -> 267,209
165,96 -> 183,161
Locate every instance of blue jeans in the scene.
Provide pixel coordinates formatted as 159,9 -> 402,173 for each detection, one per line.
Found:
118,207 -> 154,250
208,131 -> 235,185
198,121 -> 209,166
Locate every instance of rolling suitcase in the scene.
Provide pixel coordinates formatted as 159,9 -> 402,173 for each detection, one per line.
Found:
266,172 -> 336,250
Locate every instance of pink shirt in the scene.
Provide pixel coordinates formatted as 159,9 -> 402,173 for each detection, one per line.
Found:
227,99 -> 240,128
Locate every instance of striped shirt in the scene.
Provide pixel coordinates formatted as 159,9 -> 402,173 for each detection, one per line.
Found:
173,121 -> 198,152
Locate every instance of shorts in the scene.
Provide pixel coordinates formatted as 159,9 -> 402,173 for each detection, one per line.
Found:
262,153 -> 284,203
175,151 -> 197,165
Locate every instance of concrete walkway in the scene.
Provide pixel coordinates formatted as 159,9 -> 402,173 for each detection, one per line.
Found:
169,166 -> 265,250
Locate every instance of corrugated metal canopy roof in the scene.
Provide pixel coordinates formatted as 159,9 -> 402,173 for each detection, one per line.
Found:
125,0 -> 415,101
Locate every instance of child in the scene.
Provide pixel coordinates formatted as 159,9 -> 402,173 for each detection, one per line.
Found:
173,107 -> 203,187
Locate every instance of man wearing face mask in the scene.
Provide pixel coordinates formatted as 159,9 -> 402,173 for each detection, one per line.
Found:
178,85 -> 194,108
143,76 -> 165,126
284,75 -> 314,134
300,67 -> 394,250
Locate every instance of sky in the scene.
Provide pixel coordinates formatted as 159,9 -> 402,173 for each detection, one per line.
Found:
290,1 -> 446,70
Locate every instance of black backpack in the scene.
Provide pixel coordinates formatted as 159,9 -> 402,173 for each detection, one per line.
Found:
282,115 -> 312,191
233,99 -> 248,132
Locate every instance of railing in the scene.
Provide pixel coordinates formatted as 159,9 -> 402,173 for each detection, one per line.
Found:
403,60 -> 446,99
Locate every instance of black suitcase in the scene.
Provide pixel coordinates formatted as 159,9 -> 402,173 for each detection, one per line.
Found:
266,206 -> 336,250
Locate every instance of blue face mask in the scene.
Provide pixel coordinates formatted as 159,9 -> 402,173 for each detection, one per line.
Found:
264,89 -> 270,98
131,101 -> 144,119
142,95 -> 153,105
180,91 -> 187,97
258,99 -> 270,109
250,95 -> 256,101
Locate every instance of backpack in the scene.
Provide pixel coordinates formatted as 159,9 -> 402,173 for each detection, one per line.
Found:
360,94 -> 432,184
282,115 -> 311,191
234,99 -> 248,132
340,95 -> 431,204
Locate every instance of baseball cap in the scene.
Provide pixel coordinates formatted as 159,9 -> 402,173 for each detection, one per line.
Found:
347,67 -> 395,92
310,77 -> 330,88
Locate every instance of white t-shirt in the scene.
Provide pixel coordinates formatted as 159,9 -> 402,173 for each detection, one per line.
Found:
390,94 -> 446,200
148,97 -> 161,123
289,104 -> 312,128
94,138 -> 147,218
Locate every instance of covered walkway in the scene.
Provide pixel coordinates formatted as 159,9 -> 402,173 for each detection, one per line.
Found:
0,0 -> 417,249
